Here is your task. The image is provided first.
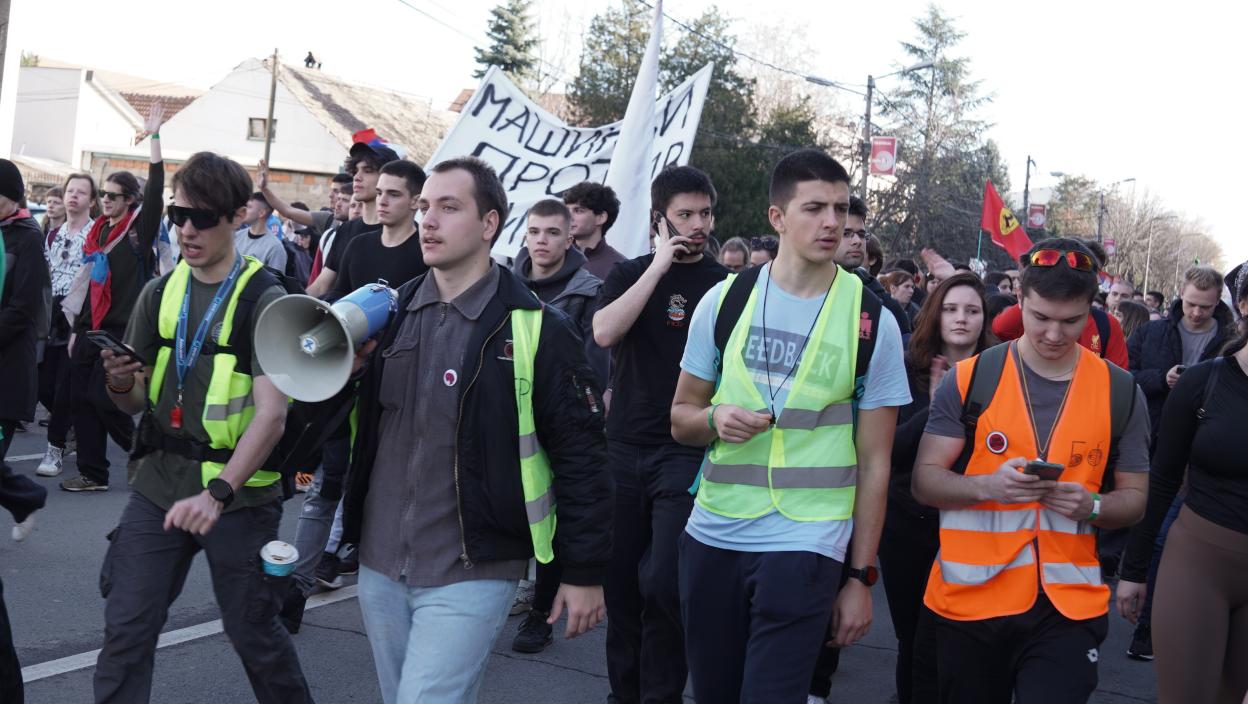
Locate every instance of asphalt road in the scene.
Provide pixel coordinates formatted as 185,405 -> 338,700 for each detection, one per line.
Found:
2,419 -> 1160,703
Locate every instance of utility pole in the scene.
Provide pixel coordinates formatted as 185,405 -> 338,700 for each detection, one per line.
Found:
263,48 -> 278,164
1021,155 -> 1034,229
860,75 -> 874,202
1095,192 -> 1106,243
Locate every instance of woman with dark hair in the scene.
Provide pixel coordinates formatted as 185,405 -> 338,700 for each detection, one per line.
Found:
1117,319 -> 1248,703
1113,300 -> 1151,344
877,271 -> 996,703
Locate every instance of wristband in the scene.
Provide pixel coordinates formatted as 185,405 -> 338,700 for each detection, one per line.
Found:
707,404 -> 718,432
1088,492 -> 1102,522
106,375 -> 135,394
150,132 -> 160,139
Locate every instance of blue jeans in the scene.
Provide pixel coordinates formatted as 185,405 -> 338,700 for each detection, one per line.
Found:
357,567 -> 514,704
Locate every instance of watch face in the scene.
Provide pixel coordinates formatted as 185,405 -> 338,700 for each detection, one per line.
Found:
864,565 -> 879,586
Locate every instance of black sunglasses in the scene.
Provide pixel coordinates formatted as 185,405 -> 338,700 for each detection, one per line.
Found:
167,204 -> 222,230
100,191 -> 126,201
750,237 -> 778,252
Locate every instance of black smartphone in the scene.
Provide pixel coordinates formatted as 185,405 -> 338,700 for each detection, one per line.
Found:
651,211 -> 682,240
85,329 -> 147,366
1176,365 -> 1187,375
1024,460 -> 1064,482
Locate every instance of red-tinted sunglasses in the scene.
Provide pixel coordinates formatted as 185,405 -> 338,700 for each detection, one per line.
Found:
1027,249 -> 1096,272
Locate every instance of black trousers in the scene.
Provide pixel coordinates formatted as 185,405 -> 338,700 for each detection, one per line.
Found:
604,440 -> 701,704
0,576 -> 23,704
38,343 -> 73,446
933,594 -> 1108,704
69,337 -> 134,485
876,505 -> 941,704
679,534 -> 843,703
0,421 -> 47,525
94,493 -> 312,704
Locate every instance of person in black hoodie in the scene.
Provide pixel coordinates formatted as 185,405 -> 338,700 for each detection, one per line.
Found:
340,157 -> 611,702
508,198 -> 608,653
1128,265 -> 1234,434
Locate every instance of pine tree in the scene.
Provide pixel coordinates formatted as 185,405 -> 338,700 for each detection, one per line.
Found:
567,2 -> 649,126
473,0 -> 539,84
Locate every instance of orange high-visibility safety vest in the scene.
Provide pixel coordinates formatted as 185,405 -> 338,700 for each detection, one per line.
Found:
923,343 -> 1113,622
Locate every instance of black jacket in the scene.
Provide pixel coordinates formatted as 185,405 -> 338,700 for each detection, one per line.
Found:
341,266 -> 613,585
1,214 -> 51,421
853,266 -> 911,335
1128,297 -> 1234,432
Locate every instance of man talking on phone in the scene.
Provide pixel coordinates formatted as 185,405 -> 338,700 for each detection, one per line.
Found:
911,237 -> 1151,703
592,165 -> 729,703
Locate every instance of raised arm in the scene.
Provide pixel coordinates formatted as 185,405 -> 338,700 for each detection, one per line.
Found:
134,103 -> 167,254
256,160 -> 316,228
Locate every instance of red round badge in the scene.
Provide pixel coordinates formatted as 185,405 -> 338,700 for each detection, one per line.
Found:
443,369 -> 458,387
986,431 -> 1008,454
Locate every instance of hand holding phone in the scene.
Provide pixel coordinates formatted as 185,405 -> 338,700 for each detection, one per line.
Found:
86,329 -> 146,366
1024,459 -> 1065,482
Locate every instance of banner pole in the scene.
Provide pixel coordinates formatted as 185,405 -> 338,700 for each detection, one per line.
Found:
976,228 -> 983,261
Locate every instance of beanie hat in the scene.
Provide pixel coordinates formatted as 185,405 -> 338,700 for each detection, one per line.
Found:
0,159 -> 24,204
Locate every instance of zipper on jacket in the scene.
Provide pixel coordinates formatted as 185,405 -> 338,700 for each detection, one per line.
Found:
452,312 -> 511,569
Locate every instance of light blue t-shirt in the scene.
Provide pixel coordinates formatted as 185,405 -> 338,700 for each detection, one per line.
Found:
679,263 -> 911,561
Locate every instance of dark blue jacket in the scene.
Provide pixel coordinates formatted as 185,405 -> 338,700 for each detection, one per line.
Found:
1128,298 -> 1234,432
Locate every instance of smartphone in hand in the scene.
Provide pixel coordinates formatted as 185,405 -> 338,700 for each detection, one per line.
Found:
85,329 -> 147,366
1024,459 -> 1064,482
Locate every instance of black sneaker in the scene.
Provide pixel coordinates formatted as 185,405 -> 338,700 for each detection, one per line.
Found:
511,609 -> 553,653
315,552 -> 343,590
336,544 -> 359,576
1127,623 -> 1154,661
280,587 -> 307,634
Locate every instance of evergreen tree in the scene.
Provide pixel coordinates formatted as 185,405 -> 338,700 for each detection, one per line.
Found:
473,0 -> 539,84
567,2 -> 649,126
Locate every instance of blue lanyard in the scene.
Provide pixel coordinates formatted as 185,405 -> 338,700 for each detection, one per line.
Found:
175,255 -> 243,393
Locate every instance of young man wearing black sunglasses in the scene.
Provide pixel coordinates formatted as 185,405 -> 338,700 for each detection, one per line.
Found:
94,151 -> 312,703
912,237 -> 1150,703
749,235 -> 778,266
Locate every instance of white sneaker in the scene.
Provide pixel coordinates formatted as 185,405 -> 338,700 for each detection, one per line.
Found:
807,696 -> 827,704
12,514 -> 34,542
36,445 -> 64,477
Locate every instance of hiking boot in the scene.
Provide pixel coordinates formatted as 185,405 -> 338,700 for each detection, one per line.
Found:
60,474 -> 108,492
510,579 -> 535,616
336,544 -> 359,576
36,445 -> 64,477
12,514 -> 35,542
1127,623 -> 1154,661
280,586 -> 307,634
511,609 -> 553,653
315,552 -> 343,590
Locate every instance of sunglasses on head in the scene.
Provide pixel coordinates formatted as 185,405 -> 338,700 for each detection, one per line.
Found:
100,191 -> 126,201
167,204 -> 222,230
1027,249 -> 1096,272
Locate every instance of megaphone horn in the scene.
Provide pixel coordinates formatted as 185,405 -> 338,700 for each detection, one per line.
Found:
255,283 -> 397,402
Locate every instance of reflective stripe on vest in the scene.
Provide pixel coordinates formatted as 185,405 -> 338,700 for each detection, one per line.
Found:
149,256 -> 280,488
512,306 -> 556,564
923,344 -> 1112,622
696,269 -> 862,521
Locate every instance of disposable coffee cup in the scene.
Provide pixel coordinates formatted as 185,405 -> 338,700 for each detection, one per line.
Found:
260,540 -> 298,577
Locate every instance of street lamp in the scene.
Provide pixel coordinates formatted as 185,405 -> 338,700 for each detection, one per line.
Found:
807,59 -> 934,201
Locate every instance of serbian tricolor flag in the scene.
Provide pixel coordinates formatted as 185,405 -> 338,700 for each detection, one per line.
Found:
981,179 -> 1033,260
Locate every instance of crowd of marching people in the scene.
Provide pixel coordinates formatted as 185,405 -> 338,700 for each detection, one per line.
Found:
0,103 -> 1246,704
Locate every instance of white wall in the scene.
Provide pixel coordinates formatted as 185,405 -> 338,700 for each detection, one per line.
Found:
158,58 -> 343,174
75,76 -> 143,169
11,66 -> 81,163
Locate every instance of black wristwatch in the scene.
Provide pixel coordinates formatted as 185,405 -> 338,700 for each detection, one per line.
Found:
206,478 -> 235,508
847,565 -> 879,587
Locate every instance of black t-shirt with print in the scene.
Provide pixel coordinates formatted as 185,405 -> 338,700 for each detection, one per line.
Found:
599,253 -> 729,444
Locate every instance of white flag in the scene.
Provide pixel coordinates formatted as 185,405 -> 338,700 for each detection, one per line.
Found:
604,0 -> 664,258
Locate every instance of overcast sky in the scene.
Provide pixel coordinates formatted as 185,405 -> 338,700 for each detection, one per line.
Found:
15,0 -> 1246,265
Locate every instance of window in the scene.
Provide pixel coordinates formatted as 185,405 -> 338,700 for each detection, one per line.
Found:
248,118 -> 276,141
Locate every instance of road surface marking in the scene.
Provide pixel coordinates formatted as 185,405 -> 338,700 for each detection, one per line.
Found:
6,454 -> 44,463
21,585 -> 359,683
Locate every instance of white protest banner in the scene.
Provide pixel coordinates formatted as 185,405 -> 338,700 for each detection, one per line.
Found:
425,63 -> 713,259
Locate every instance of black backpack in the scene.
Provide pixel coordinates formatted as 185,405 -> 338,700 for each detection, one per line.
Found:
952,341 -> 1136,491
712,266 -> 882,402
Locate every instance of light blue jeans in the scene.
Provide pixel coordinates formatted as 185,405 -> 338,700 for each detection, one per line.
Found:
357,566 -> 515,704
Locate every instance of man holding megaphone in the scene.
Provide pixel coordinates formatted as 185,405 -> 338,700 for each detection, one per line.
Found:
93,152 -> 312,703
336,156 -> 612,703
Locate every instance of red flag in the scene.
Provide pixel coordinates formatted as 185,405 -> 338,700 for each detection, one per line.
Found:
981,180 -> 1033,260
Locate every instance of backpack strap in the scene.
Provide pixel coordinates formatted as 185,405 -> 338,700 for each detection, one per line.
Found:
713,265 -> 763,374
1196,357 -> 1225,421
854,285 -> 882,401
952,342 -> 1011,474
1099,359 -> 1137,492
1090,307 -> 1111,358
